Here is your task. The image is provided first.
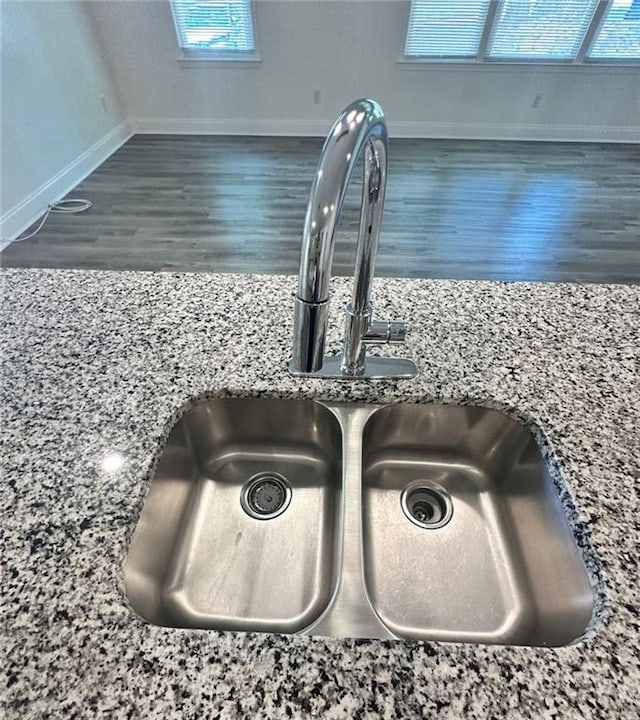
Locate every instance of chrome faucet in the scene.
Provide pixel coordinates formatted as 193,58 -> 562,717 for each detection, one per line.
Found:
289,99 -> 417,379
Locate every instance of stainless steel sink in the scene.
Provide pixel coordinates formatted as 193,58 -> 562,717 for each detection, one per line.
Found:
125,399 -> 594,646
361,404 -> 594,646
124,398 -> 343,633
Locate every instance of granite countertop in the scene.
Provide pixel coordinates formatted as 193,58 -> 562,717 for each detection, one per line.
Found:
1,268 -> 638,719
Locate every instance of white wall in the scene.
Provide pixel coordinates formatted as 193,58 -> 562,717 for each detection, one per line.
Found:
1,0 -> 128,241
89,0 -> 640,140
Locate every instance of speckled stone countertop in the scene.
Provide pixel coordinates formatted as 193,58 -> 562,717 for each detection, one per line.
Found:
1,269 -> 638,719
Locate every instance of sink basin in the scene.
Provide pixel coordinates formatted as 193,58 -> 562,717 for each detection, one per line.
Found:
124,398 -> 343,633
361,404 -> 594,646
125,399 -> 594,646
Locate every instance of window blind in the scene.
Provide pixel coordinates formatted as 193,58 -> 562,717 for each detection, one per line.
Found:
488,0 -> 599,59
404,0 -> 491,57
590,0 -> 640,59
171,0 -> 254,52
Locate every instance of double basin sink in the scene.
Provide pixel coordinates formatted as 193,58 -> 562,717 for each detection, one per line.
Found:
124,398 -> 594,647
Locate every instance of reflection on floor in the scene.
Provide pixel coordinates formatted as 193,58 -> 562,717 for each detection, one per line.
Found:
2,136 -> 639,282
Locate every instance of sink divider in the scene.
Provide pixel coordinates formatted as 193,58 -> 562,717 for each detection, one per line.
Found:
306,403 -> 395,640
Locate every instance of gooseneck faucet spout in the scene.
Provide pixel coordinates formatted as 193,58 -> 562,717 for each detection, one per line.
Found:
289,99 -> 417,379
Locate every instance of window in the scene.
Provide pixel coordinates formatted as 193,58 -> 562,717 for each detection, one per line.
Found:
171,0 -> 255,56
589,0 -> 640,59
404,0 -> 640,63
405,0 -> 491,58
488,0 -> 599,59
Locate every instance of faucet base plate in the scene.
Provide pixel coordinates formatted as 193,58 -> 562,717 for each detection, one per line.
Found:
289,355 -> 417,380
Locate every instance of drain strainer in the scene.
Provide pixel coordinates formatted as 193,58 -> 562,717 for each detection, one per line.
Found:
400,482 -> 453,529
241,472 -> 292,520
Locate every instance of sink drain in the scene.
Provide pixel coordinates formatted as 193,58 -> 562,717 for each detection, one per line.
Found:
241,472 -> 292,520
400,482 -> 453,529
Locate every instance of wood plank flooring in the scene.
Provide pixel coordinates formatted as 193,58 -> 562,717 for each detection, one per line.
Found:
2,135 -> 639,282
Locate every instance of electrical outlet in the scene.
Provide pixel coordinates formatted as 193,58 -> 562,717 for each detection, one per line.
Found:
531,93 -> 543,109
100,95 -> 108,113
313,90 -> 321,105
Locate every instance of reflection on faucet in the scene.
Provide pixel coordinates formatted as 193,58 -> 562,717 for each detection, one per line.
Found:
289,99 -> 417,380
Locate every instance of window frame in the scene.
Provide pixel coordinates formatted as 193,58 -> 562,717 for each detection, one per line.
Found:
585,0 -> 640,62
170,0 -> 261,66
400,0 -> 640,68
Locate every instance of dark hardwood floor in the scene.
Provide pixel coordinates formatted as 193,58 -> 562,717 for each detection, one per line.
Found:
3,135 -> 639,282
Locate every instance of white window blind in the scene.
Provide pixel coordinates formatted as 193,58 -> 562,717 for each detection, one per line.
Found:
404,0 -> 491,57
589,0 -> 640,59
488,0 -> 599,59
171,0 -> 254,53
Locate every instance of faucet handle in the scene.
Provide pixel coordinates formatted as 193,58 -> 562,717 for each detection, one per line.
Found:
364,318 -> 408,345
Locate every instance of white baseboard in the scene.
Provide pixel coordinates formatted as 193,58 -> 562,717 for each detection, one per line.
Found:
130,116 -> 640,143
1,121 -> 133,249
390,121 -> 640,143
129,117 -> 331,137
